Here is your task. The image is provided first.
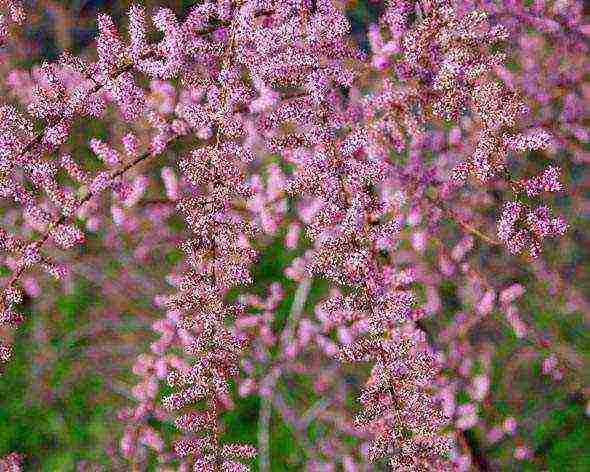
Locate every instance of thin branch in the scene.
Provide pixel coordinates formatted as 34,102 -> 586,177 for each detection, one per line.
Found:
278,277 -> 312,357
258,394 -> 272,472
252,279 -> 313,465
1,139 -> 177,301
299,397 -> 332,430
270,391 -> 314,451
425,193 -> 501,246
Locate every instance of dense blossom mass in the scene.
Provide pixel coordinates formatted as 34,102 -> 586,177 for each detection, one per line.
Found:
0,0 -> 586,470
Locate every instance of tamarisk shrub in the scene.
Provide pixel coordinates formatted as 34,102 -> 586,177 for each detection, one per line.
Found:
0,0 -> 587,470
